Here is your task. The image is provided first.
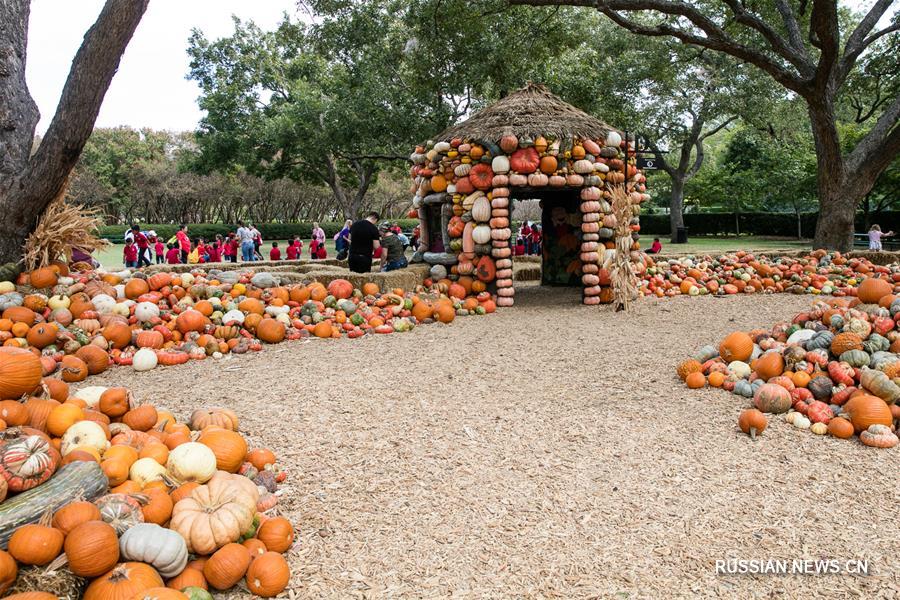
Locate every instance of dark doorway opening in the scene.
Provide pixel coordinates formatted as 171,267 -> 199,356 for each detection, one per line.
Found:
511,188 -> 582,286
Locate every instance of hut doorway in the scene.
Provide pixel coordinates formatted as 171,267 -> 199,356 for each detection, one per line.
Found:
511,188 -> 582,287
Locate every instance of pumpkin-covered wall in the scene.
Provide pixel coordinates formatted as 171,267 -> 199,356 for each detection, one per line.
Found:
407,84 -> 651,306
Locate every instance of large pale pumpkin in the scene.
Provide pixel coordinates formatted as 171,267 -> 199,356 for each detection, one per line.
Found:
752,383 -> 792,414
169,471 -> 258,555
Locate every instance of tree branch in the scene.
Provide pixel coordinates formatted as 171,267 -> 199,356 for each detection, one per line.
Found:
774,0 -> 807,56
843,0 -> 896,61
847,92 -> 900,177
687,137 -> 704,178
719,0 -> 812,74
15,0 -> 149,224
0,0 -> 40,178
809,0 -> 840,92
699,115 -> 738,141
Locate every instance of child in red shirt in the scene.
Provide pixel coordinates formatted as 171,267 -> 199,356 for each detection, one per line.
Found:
269,242 -> 281,260
153,238 -> 165,264
309,239 -> 320,260
316,243 -> 326,260
165,244 -> 181,264
286,237 -> 299,260
123,239 -> 138,268
206,241 -> 221,263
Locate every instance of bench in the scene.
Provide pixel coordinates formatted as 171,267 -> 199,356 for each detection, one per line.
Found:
853,233 -> 900,250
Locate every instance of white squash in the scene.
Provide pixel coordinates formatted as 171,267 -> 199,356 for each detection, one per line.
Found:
727,361 -> 751,379
0,282 -> 14,294
491,155 -> 510,174
471,196 -> 491,223
112,302 -> 131,317
166,442 -> 217,484
47,294 -> 71,310
91,294 -> 116,314
810,422 -> 828,435
793,414 -> 811,429
130,457 -> 167,487
133,348 -> 158,372
573,159 -> 594,174
222,310 -> 245,325
72,386 -> 108,409
119,523 -> 188,578
472,225 -> 492,245
605,131 -> 622,147
134,302 -> 160,323
180,273 -> 195,286
61,420 -> 109,455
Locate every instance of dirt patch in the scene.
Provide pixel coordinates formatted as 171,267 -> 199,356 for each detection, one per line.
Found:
87,286 -> 898,598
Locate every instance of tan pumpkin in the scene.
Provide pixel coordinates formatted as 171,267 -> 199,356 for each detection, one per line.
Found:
189,408 -> 238,432
169,471 -> 258,554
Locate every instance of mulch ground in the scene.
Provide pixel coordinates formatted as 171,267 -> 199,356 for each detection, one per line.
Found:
90,285 -> 899,598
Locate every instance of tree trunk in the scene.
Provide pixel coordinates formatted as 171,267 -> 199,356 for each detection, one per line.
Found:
0,0 -> 148,267
668,175 -> 686,243
813,180 -> 857,251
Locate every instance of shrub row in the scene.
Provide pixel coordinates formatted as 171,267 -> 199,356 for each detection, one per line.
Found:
637,211 -> 900,237
99,220 -> 420,243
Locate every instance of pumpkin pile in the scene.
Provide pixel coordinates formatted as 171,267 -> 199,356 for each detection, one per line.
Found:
678,276 -> 900,449
410,129 -> 649,306
642,250 -> 896,298
0,265 -> 497,383
0,380 -> 294,598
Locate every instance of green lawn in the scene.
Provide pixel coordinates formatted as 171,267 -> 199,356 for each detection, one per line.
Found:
639,235 -> 810,255
95,236 -> 809,270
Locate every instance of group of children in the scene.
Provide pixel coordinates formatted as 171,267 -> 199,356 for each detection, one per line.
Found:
514,222 -> 543,257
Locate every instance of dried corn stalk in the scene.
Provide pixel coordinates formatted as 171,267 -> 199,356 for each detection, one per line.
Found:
22,182 -> 109,271
610,185 -> 637,312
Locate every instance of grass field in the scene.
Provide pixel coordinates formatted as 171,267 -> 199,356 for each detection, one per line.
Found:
94,236 -> 809,270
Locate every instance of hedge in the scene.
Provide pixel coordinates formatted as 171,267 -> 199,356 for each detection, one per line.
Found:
100,220 -> 420,243
636,211 -> 900,237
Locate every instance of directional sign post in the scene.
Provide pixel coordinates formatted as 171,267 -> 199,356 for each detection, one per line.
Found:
636,156 -> 659,170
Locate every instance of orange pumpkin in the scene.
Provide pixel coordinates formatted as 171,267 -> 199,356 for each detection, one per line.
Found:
198,428 -> 247,473
256,319 -> 285,344
75,345 -> 109,375
84,562 -> 163,600
719,331 -> 753,362
29,267 -> 59,289
102,322 -> 133,349
0,347 -> 43,399
25,323 -> 58,349
124,279 -> 151,300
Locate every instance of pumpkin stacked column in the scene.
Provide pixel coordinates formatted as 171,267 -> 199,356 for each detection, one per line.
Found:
580,184 -> 604,305
490,163 -> 514,305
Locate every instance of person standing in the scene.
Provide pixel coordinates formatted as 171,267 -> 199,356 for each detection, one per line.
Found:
152,234 -> 165,264
868,224 -> 894,250
130,225 -> 151,268
520,221 -> 533,255
175,225 -> 191,264
334,219 -> 352,260
123,238 -> 138,269
347,212 -> 381,273
311,222 -> 325,248
379,223 -> 408,271
236,221 -> 255,261
248,223 -> 263,261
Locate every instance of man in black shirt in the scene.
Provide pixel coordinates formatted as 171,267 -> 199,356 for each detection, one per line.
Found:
348,212 -> 381,273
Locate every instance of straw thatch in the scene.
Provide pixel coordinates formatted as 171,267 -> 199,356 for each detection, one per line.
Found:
434,83 -> 618,144
610,186 -> 638,311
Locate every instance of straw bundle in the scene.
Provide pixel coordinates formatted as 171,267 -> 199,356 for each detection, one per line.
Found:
610,185 -> 637,311
435,83 -> 617,144
22,184 -> 109,270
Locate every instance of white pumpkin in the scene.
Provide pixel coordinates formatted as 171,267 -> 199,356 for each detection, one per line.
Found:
72,386 -> 108,409
573,159 -> 595,174
433,141 -> 451,153
606,131 -> 622,147
112,302 -> 131,317
134,302 -> 160,323
61,420 -> 109,455
130,457 -> 167,487
0,282 -> 14,294
472,225 -> 492,245
91,294 -> 116,315
47,294 -> 71,310
222,309 -> 245,325
133,348 -> 158,372
265,305 -> 289,317
275,312 -> 291,326
430,265 -> 447,280
119,523 -> 188,578
471,197 -> 491,223
180,273 -> 195,286
793,414 -> 811,429
166,442 -> 217,484
727,361 -> 752,379
114,284 -> 126,300
491,155 -> 510,174
810,422 -> 828,435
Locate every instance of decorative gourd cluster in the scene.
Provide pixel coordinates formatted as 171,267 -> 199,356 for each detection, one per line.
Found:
0,380 -> 293,598
409,130 -> 650,306
678,276 -> 900,448
642,250 -> 891,298
0,263 -> 497,384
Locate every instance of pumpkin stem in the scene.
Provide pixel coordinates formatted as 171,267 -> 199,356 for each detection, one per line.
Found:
38,507 -> 54,527
750,427 -> 757,441
45,553 -> 69,572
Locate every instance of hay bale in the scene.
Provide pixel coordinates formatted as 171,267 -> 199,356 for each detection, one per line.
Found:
514,263 -> 542,281
9,564 -> 85,598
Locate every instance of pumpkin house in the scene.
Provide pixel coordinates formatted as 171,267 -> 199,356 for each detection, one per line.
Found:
408,83 -> 650,306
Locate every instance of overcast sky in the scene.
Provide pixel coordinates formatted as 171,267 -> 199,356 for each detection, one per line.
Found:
26,1 -> 893,135
26,0 -> 298,133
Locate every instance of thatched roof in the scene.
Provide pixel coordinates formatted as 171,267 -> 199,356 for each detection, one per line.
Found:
434,83 -> 618,144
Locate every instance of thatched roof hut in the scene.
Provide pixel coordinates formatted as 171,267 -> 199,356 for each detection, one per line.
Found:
434,83 -> 619,144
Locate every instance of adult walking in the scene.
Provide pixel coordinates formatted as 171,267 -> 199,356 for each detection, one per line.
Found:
175,224 -> 191,264
249,223 -> 263,261
130,225 -> 152,268
347,212 -> 381,273
236,221 -> 256,262
379,223 -> 408,271
334,219 -> 352,260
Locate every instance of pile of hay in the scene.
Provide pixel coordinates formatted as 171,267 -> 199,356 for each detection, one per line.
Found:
23,190 -> 108,271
